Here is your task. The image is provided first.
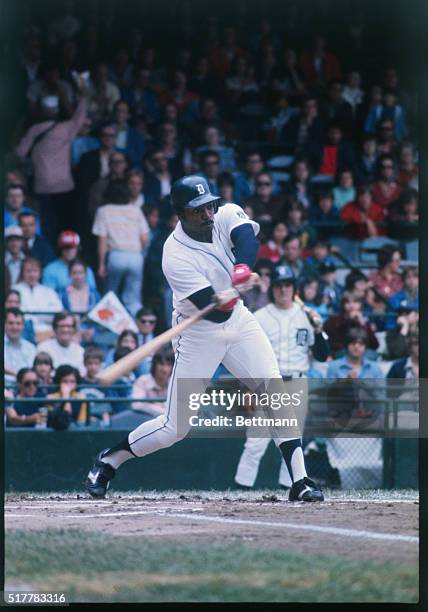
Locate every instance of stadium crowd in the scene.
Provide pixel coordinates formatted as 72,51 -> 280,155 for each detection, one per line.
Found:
4,0 -> 418,442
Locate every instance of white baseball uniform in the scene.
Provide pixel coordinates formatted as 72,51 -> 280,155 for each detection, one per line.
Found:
126,203 -> 293,458
235,302 -> 315,488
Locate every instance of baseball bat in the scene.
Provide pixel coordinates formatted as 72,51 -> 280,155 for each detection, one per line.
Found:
97,302 -> 217,385
293,294 -> 321,328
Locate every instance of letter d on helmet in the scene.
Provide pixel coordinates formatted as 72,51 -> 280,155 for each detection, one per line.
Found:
171,175 -> 221,213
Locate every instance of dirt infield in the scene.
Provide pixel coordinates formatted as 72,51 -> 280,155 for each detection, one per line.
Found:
5,491 -> 419,565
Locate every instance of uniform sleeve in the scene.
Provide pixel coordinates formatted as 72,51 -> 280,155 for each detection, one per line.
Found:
217,203 -> 260,238
92,207 -> 107,237
162,254 -> 211,302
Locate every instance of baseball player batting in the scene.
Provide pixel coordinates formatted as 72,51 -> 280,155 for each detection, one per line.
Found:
234,264 -> 329,489
85,175 -> 323,502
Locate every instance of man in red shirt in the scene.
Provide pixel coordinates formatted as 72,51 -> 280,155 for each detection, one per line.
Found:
340,184 -> 385,240
371,154 -> 402,209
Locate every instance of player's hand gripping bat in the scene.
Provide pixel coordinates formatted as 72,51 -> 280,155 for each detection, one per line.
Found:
294,294 -> 322,332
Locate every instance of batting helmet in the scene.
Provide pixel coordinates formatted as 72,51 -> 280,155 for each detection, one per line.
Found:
268,264 -> 296,302
170,175 -> 220,213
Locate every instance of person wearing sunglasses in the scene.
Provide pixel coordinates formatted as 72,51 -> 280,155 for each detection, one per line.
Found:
6,368 -> 47,427
371,154 -> 402,209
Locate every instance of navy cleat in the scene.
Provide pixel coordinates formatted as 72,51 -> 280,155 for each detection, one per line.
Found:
289,477 -> 324,502
85,449 -> 116,498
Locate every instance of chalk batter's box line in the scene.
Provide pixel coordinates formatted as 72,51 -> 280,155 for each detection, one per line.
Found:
5,509 -> 419,544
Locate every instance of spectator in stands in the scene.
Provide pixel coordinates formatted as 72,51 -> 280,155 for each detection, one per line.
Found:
225,56 -> 260,115
306,123 -> 355,183
344,270 -> 369,299
107,346 -> 135,415
218,172 -> 236,202
323,292 -> 379,357
18,211 -> 55,266
144,148 -> 174,207
300,277 -> 329,321
233,150 -> 265,201
88,150 -> 129,217
285,200 -> 316,248
309,190 -> 341,239
5,368 -> 47,428
340,184 -> 385,240
388,267 -> 418,313
33,352 -> 54,395
304,241 -> 336,277
245,172 -> 285,222
283,159 -> 315,210
156,121 -> 190,176
280,236 -> 307,278
4,184 -> 39,231
5,226 -> 26,285
371,154 -> 402,209
243,259 -> 272,312
81,345 -> 104,384
387,332 -> 418,381
199,150 -> 221,196
112,100 -> 145,169
364,89 -> 407,142
47,365 -> 88,429
320,81 -> 354,137
375,118 -> 398,157
76,123 -> 118,199
132,350 -> 174,417
300,35 -> 342,91
87,62 -> 120,125
37,311 -> 85,375
342,71 -> 364,118
4,308 -> 37,384
196,126 -> 236,172
16,79 -> 87,239
92,179 -> 149,315
13,257 -> 63,341
281,97 -> 325,153
398,143 -> 418,187
208,25 -> 246,80
127,170 -> 146,209
159,69 -> 199,123
104,330 -> 139,367
59,258 -> 100,343
385,309 -> 418,361
355,135 -> 378,184
135,307 -> 158,350
26,61 -> 74,121
71,117 -> 99,167
318,262 -> 343,311
42,231 -> 97,292
332,169 -> 356,211
258,221 -> 288,263
368,245 -> 403,300
270,48 -> 307,104
109,47 -> 134,91
327,327 -> 384,381
122,67 -> 160,124
5,289 -> 36,343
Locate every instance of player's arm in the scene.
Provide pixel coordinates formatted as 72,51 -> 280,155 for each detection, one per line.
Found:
311,329 -> 329,362
230,223 -> 259,268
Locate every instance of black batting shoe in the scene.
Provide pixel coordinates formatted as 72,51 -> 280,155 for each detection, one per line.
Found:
289,477 -> 324,502
85,449 -> 116,498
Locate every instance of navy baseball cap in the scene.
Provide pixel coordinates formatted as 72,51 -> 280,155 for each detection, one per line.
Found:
271,264 -> 296,285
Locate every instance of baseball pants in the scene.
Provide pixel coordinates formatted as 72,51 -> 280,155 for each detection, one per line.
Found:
128,302 -> 299,457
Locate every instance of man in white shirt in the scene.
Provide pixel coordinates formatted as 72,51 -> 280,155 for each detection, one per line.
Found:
38,312 -> 85,376
4,308 -> 37,384
5,226 -> 26,285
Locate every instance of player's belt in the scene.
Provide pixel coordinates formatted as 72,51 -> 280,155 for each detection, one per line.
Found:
282,371 -> 306,380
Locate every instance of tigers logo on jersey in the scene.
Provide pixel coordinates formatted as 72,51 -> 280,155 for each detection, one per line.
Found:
296,328 -> 309,346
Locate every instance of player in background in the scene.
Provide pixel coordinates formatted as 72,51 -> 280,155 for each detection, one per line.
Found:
85,176 -> 324,502
234,264 -> 329,489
